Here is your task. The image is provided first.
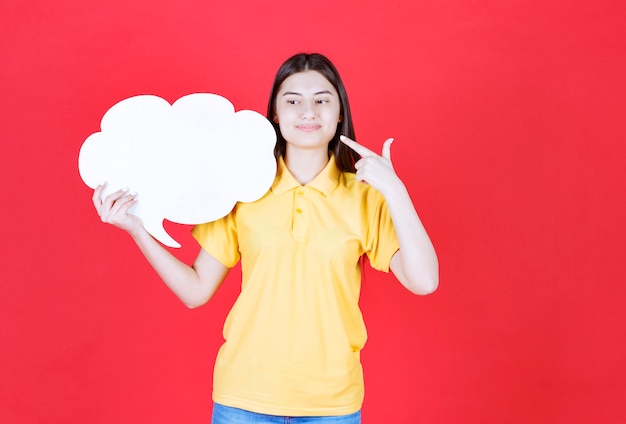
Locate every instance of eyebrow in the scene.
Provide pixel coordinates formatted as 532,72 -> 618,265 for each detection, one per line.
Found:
282,90 -> 334,96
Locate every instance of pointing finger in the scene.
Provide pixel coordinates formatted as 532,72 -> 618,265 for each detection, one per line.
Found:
339,135 -> 375,157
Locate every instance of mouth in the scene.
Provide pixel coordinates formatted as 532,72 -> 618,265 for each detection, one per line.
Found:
296,124 -> 321,132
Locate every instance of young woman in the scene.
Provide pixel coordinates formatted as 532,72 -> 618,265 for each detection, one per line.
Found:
93,53 -> 438,423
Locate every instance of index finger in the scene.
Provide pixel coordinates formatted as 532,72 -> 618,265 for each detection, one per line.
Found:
92,182 -> 106,208
339,135 -> 375,157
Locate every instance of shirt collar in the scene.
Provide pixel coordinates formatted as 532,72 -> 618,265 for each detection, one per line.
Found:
271,155 -> 340,196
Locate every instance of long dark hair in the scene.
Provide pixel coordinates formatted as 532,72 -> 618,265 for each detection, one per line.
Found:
267,53 -> 359,173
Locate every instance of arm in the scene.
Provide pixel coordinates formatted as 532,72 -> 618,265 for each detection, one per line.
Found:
92,184 -> 230,308
340,136 -> 439,295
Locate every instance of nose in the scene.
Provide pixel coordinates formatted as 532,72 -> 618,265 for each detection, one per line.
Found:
301,101 -> 315,119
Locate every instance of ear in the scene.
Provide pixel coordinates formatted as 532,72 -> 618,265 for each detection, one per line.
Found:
273,115 -> 279,124
338,115 -> 343,123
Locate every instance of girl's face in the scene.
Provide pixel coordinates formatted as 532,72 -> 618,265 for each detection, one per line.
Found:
274,70 -> 342,153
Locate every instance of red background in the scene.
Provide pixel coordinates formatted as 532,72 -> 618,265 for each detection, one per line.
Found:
2,0 -> 625,423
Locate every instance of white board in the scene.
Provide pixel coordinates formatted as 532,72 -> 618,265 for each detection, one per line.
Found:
78,93 -> 277,247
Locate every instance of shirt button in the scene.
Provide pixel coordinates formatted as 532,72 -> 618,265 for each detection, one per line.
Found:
295,208 -> 302,214
297,190 -> 304,196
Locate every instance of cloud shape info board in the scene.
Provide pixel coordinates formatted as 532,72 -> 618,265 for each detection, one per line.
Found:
79,93 -> 277,248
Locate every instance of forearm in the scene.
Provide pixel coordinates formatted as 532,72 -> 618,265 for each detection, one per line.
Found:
337,136 -> 439,294
92,186 -> 228,308
129,227 -> 223,308
385,181 -> 439,295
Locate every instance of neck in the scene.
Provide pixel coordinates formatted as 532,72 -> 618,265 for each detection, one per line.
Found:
284,147 -> 330,185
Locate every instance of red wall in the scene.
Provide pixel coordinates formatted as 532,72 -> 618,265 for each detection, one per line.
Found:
2,1 -> 625,423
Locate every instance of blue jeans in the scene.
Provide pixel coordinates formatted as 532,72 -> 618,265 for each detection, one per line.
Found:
211,403 -> 362,424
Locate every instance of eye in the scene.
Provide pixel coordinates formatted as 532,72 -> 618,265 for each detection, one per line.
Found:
286,99 -> 299,105
315,98 -> 329,104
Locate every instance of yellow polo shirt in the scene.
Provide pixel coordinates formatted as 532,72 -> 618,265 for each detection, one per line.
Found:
192,155 -> 399,416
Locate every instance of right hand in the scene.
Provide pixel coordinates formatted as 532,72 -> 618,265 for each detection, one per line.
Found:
92,183 -> 142,235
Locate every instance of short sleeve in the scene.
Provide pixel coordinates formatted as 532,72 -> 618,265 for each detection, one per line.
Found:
365,194 -> 400,272
191,210 -> 240,268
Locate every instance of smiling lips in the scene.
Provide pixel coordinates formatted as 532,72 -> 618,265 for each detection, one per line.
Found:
296,124 -> 322,132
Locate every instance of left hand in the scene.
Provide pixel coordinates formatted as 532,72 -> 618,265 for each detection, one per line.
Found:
340,135 -> 403,197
